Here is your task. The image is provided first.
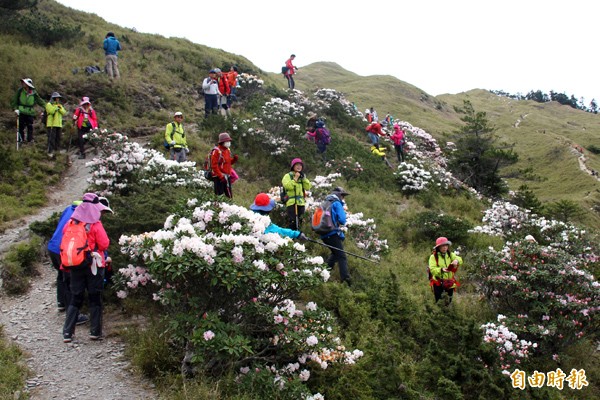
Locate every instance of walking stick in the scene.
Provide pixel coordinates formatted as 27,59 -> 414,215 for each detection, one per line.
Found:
305,237 -> 379,264
17,114 -> 21,151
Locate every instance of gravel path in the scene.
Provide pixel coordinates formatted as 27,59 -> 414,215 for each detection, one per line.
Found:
0,153 -> 159,400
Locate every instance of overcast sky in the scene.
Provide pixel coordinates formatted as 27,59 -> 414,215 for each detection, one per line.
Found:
56,0 -> 600,103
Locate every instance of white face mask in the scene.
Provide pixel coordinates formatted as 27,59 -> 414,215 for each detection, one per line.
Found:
223,141 -> 231,148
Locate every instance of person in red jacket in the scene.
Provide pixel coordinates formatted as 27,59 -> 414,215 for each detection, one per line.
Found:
366,121 -> 384,147
211,132 -> 238,198
216,69 -> 231,117
62,192 -> 111,343
284,54 -> 297,90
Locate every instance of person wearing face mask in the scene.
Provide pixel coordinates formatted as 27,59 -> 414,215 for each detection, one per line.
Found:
45,92 -> 67,158
210,132 -> 238,198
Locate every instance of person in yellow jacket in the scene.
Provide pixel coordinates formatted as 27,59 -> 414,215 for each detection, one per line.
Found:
428,237 -> 463,305
45,92 -> 67,158
281,158 -> 311,230
370,145 -> 393,169
165,111 -> 188,163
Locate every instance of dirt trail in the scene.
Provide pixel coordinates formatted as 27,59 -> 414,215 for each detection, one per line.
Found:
0,154 -> 158,399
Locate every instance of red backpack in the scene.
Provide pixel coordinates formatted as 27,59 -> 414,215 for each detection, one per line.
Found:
60,219 -> 91,268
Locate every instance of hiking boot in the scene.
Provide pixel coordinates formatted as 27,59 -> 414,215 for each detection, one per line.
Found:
63,333 -> 73,343
89,333 -> 103,341
57,303 -> 66,312
76,314 -> 89,325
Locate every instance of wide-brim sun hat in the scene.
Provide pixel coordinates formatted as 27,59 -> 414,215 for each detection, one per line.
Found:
290,158 -> 304,170
218,132 -> 232,143
21,78 -> 35,89
174,111 -> 183,117
250,193 -> 276,212
79,96 -> 91,106
332,187 -> 350,197
51,92 -> 62,99
98,196 -> 114,213
71,193 -> 111,223
434,237 -> 452,249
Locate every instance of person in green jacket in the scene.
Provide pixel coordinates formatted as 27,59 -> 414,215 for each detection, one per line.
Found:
164,111 -> 188,163
45,92 -> 67,157
11,78 -> 45,143
428,237 -> 463,305
282,158 -> 311,230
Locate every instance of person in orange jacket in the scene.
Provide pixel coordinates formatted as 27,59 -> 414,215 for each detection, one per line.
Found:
210,132 -> 238,198
216,69 -> 231,116
224,65 -> 239,108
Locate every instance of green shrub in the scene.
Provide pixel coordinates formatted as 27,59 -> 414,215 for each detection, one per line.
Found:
0,326 -> 29,400
409,211 -> 473,243
0,259 -> 29,295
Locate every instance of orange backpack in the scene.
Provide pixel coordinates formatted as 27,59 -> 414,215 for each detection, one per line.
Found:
60,219 -> 91,268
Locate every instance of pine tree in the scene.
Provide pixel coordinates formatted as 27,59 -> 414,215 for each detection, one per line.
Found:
449,101 -> 518,196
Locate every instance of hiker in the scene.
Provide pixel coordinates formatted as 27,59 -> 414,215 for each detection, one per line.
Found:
284,54 -> 298,90
320,187 -> 352,285
62,193 -> 111,342
45,92 -> 67,158
225,65 -> 239,108
103,32 -> 122,79
210,132 -> 238,198
73,97 -> 99,159
202,69 -> 220,117
250,193 -> 308,240
390,124 -> 405,162
47,200 -> 89,327
164,111 -> 188,163
365,108 -> 372,123
366,121 -> 384,147
370,145 -> 393,169
370,107 -> 379,122
216,68 -> 231,117
315,119 -> 330,161
282,158 -> 311,230
428,237 -> 463,305
11,78 -> 45,143
306,112 -> 318,142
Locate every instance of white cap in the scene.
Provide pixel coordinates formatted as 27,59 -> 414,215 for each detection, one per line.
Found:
174,111 -> 183,117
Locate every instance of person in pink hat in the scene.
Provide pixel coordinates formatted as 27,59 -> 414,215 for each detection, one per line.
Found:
281,158 -> 311,230
427,237 -> 463,305
62,193 -> 110,342
210,132 -> 238,198
72,97 -> 98,159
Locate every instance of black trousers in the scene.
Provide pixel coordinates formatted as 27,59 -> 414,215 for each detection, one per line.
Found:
286,204 -> 305,231
63,266 -> 104,337
433,284 -> 454,303
322,234 -> 350,283
18,114 -> 35,142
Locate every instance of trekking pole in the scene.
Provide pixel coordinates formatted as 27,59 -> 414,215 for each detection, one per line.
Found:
305,237 -> 379,264
16,114 -> 20,151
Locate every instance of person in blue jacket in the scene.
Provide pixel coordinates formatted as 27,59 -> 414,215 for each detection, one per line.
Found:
47,200 -> 89,325
103,32 -> 122,79
250,193 -> 307,240
320,187 -> 351,285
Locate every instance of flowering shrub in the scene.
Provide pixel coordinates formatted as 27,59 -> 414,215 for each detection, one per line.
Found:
324,156 -> 364,182
86,130 -> 147,195
481,315 -> 537,374
118,197 -> 363,399
394,159 -> 432,194
473,241 -> 600,359
86,130 -> 210,195
235,73 -> 264,101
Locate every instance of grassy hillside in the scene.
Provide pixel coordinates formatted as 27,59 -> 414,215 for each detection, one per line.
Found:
1,2 -> 599,400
